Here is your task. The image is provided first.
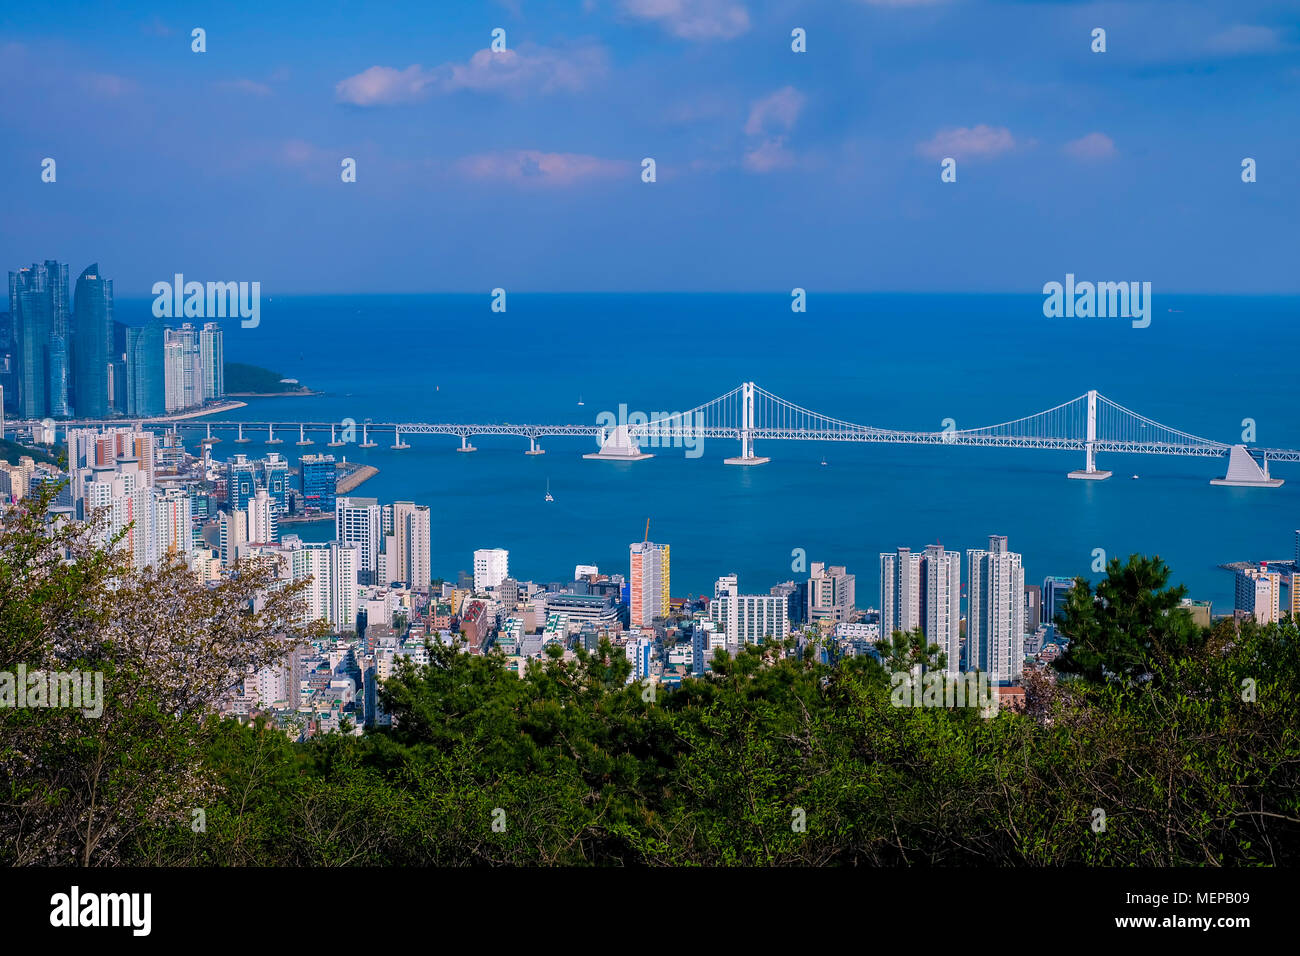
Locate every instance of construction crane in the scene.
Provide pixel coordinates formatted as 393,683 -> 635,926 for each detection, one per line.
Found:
643,518 -> 650,544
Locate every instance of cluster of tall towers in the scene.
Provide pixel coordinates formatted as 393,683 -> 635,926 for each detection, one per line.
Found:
8,260 -> 112,420
880,536 -> 1026,683
5,259 -> 224,420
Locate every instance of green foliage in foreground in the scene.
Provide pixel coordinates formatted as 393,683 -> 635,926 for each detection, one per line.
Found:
2,493 -> 1298,866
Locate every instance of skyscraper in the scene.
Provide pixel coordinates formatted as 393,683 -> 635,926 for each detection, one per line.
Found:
164,324 -> 203,410
200,322 -> 224,399
72,263 -> 113,418
10,260 -> 70,419
967,535 -> 1026,684
125,319 -> 166,417
629,540 -> 670,627
163,339 -> 185,412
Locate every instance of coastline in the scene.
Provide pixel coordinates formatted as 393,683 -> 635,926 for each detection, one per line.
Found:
336,463 -> 378,495
225,390 -> 322,398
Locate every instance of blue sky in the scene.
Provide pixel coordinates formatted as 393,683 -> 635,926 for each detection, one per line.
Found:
2,0 -> 1297,295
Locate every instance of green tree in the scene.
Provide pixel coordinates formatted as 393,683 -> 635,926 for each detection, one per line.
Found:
1054,554 -> 1204,683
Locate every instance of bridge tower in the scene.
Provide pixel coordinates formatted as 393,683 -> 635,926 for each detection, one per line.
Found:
1067,389 -> 1112,481
724,381 -> 771,466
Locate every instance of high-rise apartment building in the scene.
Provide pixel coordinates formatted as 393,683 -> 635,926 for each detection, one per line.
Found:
385,501 -> 431,589
1235,565 -> 1281,625
629,540 -> 670,627
881,545 -> 960,672
337,497 -> 382,585
473,547 -> 510,591
880,548 -> 923,639
163,339 -> 186,412
284,537 -> 358,632
967,535 -> 1025,684
247,488 -> 280,544
199,322 -> 224,399
922,544 -> 961,673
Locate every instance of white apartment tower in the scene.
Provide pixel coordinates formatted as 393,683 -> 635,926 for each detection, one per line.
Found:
880,548 -> 923,639
285,537 -> 359,632
967,535 -> 1025,684
474,547 -> 510,591
336,497 -> 382,585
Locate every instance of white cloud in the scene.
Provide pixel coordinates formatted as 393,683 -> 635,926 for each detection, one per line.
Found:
1204,24 -> 1283,55
219,78 -> 273,96
916,124 -> 1015,160
1062,132 -> 1116,162
743,138 -> 795,172
620,0 -> 750,41
744,86 -> 805,136
457,150 -> 631,186
336,45 -> 607,105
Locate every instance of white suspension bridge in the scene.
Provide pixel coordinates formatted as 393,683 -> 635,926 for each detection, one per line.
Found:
17,382 -> 1295,486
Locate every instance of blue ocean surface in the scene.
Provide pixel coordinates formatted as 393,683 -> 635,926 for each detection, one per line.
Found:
117,293 -> 1300,611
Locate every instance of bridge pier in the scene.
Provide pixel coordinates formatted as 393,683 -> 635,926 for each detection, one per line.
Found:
724,385 -> 770,465
205,423 -> 220,444
296,424 -> 313,447
266,424 -> 282,445
1211,445 -> 1283,487
1067,391 -> 1110,480
456,434 -> 477,453
328,424 -> 345,447
584,424 -> 652,460
359,424 -> 377,448
235,423 -> 250,444
391,427 -> 410,450
525,436 -> 545,456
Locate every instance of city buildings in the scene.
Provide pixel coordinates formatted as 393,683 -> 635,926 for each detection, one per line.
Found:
337,497 -> 383,586
967,535 -> 1026,683
284,536 -> 359,632
629,540 -> 670,627
1235,565 -> 1281,625
807,561 -> 855,624
709,574 -> 791,647
299,453 -> 337,514
880,545 -> 960,672
474,547 -> 510,591
382,501 -> 431,588
1041,576 -> 1077,628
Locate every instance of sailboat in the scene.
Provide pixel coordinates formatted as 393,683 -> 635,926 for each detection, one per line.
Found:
545,479 -> 554,502
577,395 -> 585,406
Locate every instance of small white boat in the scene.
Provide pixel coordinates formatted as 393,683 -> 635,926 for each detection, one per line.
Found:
1131,474 -> 1139,480
545,479 -> 554,502
820,457 -> 828,466
577,395 -> 584,406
